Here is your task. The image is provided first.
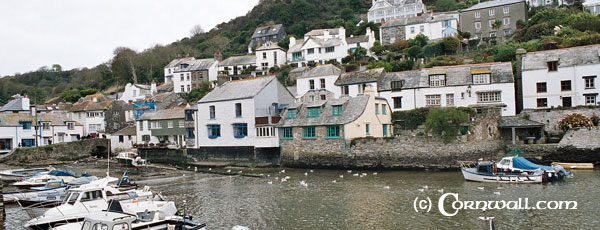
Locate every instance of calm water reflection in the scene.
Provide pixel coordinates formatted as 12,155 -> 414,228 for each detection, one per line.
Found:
5,169 -> 600,229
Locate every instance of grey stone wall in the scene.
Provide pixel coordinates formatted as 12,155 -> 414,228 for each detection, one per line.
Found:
558,128 -> 600,149
520,107 -> 600,133
281,135 -> 505,169
0,139 -> 109,166
512,143 -> 600,164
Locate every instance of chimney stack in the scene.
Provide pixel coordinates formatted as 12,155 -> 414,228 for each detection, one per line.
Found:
214,52 -> 223,61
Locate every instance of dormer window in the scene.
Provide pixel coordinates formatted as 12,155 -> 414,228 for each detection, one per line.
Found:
307,107 -> 320,117
391,80 -> 403,92
429,75 -> 445,87
547,61 -> 558,72
287,109 -> 296,119
332,105 -> 343,116
472,74 -> 491,84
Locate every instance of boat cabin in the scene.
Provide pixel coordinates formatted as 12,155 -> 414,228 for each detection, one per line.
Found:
80,212 -> 137,230
31,179 -> 65,190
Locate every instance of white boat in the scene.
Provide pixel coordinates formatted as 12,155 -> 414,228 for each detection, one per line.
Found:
3,179 -> 68,204
13,170 -> 78,189
0,167 -> 52,182
461,161 -> 543,184
115,152 -> 147,168
24,177 -> 158,230
50,200 -> 206,230
496,156 -> 572,181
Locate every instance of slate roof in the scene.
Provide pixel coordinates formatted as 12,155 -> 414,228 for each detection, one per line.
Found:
277,95 -> 369,127
157,82 -> 173,92
378,62 -> 514,91
138,107 -> 185,120
174,58 -> 217,73
69,100 -> 114,112
346,35 -> 370,44
256,41 -> 284,51
290,66 -> 311,73
39,113 -> 81,126
335,68 -> 385,86
287,86 -> 298,97
0,95 -> 28,112
112,126 -> 137,136
306,28 -> 340,36
218,55 -> 257,67
165,57 -> 195,68
297,64 -> 342,79
461,0 -> 524,11
381,13 -> 458,28
198,76 -> 276,103
521,44 -> 600,71
498,117 -> 544,128
288,38 -> 305,53
0,113 -> 34,126
252,24 -> 284,39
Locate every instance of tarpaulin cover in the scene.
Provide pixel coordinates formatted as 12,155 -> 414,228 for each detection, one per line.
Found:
512,157 -> 553,171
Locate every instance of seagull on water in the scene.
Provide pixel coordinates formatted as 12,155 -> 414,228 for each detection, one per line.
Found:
493,191 -> 501,195
332,180 -> 337,183
304,172 -> 308,176
310,170 -> 314,173
226,169 -> 231,173
477,187 -> 485,190
339,175 -> 344,178
267,181 -> 273,185
437,189 -> 444,193
418,188 -> 425,192
383,186 -> 390,189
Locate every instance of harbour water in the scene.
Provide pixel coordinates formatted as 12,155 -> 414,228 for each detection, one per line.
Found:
5,169 -> 600,229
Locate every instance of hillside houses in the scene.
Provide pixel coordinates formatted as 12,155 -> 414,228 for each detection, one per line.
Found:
164,57 -> 219,93
248,24 -> 287,50
368,0 -> 427,23
459,0 -> 527,42
379,12 -> 459,45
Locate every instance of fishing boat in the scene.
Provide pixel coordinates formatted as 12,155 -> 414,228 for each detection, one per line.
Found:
24,177 -> 159,230
496,147 -> 572,181
49,200 -> 206,230
461,161 -> 544,183
13,170 -> 78,189
115,151 -> 146,168
0,167 -> 52,182
3,179 -> 68,204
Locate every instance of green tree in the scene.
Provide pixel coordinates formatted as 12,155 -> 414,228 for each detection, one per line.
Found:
442,36 -> 460,54
370,41 -> 385,55
180,81 -> 212,102
341,8 -> 355,21
348,47 -> 367,62
424,107 -> 470,143
60,90 -> 81,103
367,60 -> 393,71
434,0 -> 458,12
407,46 -> 422,57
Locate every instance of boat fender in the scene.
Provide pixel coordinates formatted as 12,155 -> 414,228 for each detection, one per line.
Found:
132,198 -> 138,203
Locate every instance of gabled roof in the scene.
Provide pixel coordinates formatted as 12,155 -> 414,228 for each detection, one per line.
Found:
277,95 -> 369,127
252,24 -> 284,39
138,107 -> 185,120
39,113 -> 81,126
335,68 -> 385,86
461,0 -> 524,11
381,13 -> 458,28
256,41 -> 284,51
306,28 -> 340,36
297,64 -> 342,79
0,95 -> 28,112
112,125 -> 137,136
70,100 -> 114,112
498,117 -> 544,128
198,76 -> 276,103
0,113 -> 34,126
346,35 -> 370,44
165,57 -> 195,68
378,62 -> 514,91
288,38 -> 305,53
218,55 -> 256,67
174,58 -> 217,73
522,44 -> 600,71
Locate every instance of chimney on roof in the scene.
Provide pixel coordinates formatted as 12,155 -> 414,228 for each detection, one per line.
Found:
151,81 -> 157,96
214,52 -> 223,61
185,53 -> 190,57
177,53 -> 182,58
22,96 -> 30,111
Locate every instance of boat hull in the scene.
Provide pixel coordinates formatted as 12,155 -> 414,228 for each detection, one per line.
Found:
461,167 -> 542,184
116,158 -> 145,168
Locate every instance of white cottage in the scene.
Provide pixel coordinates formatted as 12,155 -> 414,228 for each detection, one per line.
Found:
164,57 -> 218,93
193,76 -> 295,152
378,62 -> 516,116
0,114 -> 37,153
295,64 -> 343,99
255,41 -> 287,75
520,45 -> 600,109
368,0 -> 427,23
119,82 -> 157,102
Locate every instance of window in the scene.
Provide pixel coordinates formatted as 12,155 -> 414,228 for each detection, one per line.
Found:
142,135 -> 150,142
209,106 -> 215,119
181,85 -> 185,92
287,109 -> 296,119
325,46 -> 335,53
584,76 -> 596,89
112,223 -> 129,230
490,32 -> 496,37
20,121 -> 32,130
472,74 -> 491,84
488,20 -> 495,28
139,121 -> 144,131
488,9 -> 495,16
0,139 -> 12,151
426,94 -> 441,106
185,110 -> 194,121
42,122 -> 50,130
320,79 -> 325,89
503,6 -> 509,14
477,91 -> 501,103
393,97 -> 402,109
187,85 -> 191,92
187,73 -> 190,81
180,74 -> 184,81
207,125 -> 220,138
420,25 -> 424,33
292,52 -> 302,60
429,75 -> 445,87
585,94 -> 597,105
536,82 -> 547,93
547,61 -> 558,72
475,11 -> 481,18
381,104 -> 387,115
503,18 -> 510,26
375,103 -> 379,114
504,30 -> 511,36
281,127 -> 293,139
358,84 -> 366,94
303,126 -> 315,138
309,79 -> 315,90
442,20 -> 451,27
155,121 -> 162,129
233,123 -> 248,138
185,128 -> 195,139
475,22 -> 481,30
537,98 -> 548,107
366,124 -> 370,135
410,27 -> 415,34
262,52 -> 267,59
235,103 -> 242,117
119,135 -> 124,143
391,81 -> 403,91
167,121 -> 173,128
383,124 -> 388,137
446,94 -> 455,106
307,107 -> 320,117
307,48 -> 315,54
331,105 -> 343,116
326,126 -> 340,138
320,95 -> 326,100
341,85 -> 349,95
561,80 -> 571,91
274,51 -> 278,63
257,127 -> 275,137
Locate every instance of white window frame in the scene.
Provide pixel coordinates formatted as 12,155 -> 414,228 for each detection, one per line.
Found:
475,11 -> 481,18
426,94 -> 441,106
503,7 -> 509,14
477,91 -> 501,103
503,17 -> 510,26
475,22 -> 481,30
473,74 -> 491,84
168,121 -> 173,128
488,9 -> 495,16
585,95 -> 597,105
446,94 -> 455,106
429,75 -> 446,87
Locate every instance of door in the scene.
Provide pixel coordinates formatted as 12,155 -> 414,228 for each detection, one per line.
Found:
562,97 -> 572,107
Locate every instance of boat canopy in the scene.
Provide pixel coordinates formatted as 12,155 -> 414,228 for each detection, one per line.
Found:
503,147 -> 523,157
512,157 -> 553,171
48,170 -> 77,177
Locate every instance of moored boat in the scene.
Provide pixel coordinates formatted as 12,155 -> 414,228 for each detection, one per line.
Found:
461,161 -> 543,184
0,168 -> 52,182
13,170 -> 79,189
3,179 -> 68,204
115,151 -> 146,168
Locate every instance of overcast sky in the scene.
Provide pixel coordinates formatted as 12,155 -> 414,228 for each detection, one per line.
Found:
0,0 -> 259,77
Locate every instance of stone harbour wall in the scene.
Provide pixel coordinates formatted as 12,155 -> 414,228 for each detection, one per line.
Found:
0,139 -> 110,166
558,127 -> 600,149
281,136 -> 505,169
520,107 -> 600,133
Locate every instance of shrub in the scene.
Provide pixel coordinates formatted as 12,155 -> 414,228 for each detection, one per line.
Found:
390,40 -> 409,52
407,46 -> 422,57
442,36 -> 460,54
557,113 -> 594,131
422,42 -> 443,57
424,107 -> 470,143
392,108 -> 429,130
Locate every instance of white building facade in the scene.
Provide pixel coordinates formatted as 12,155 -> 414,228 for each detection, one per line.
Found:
295,65 -> 343,99
378,62 -> 517,116
193,76 -> 294,150
368,0 -> 427,23
335,68 -> 385,98
255,41 -> 287,75
0,114 -> 37,153
164,57 -> 218,93
119,83 -> 157,102
521,45 -> 600,109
